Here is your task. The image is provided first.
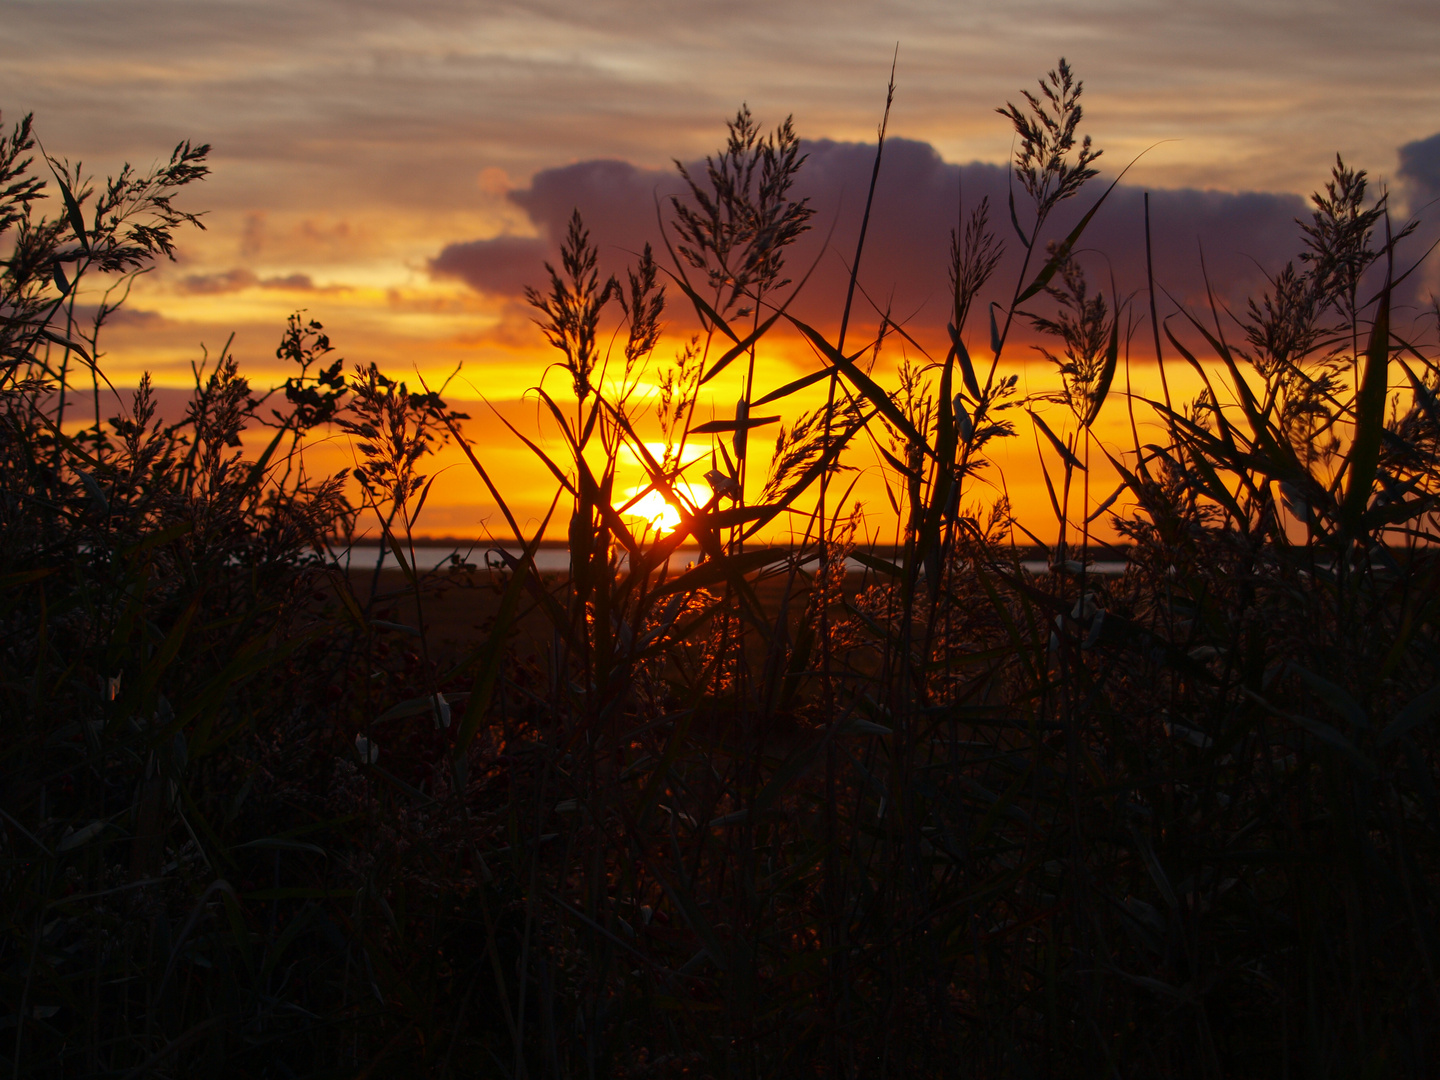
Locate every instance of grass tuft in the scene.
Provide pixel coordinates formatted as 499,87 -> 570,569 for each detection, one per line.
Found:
2,61 -> 1440,1077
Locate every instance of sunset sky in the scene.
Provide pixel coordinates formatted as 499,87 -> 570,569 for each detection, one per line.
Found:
4,0 -> 1439,543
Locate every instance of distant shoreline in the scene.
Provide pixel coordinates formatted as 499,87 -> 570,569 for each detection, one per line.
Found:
328,540 -> 1134,576
325,537 -> 1137,560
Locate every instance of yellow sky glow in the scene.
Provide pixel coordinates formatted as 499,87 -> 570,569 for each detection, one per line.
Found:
9,0 -> 1437,549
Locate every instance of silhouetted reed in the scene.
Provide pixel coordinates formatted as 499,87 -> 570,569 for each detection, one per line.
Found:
2,57 -> 1438,1079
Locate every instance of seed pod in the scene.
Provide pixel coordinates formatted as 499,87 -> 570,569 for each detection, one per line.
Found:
1278,481 -> 1309,523
953,395 -> 974,442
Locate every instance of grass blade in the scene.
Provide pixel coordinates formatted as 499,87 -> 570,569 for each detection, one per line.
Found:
1342,279 -> 1391,534
1030,410 -> 1085,471
785,313 -> 929,454
452,500 -> 556,761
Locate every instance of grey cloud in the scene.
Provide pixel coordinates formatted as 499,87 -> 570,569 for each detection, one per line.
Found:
72,306 -> 166,330
175,269 -> 328,295
430,235 -> 549,296
1397,134 -> 1440,305
240,212 -> 267,259
6,0 -> 1439,224
1399,133 -> 1440,214
428,158 -> 689,296
104,307 -> 166,329
39,384 -> 198,427
177,269 -> 259,295
434,136 -> 1323,340
260,273 -> 321,292
511,160 -> 686,257
10,0 -> 1437,340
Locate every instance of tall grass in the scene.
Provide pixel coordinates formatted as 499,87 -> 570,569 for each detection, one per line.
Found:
2,57 -> 1439,1078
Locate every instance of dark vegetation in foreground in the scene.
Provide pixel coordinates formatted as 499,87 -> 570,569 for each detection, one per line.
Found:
4,60 -> 1440,1078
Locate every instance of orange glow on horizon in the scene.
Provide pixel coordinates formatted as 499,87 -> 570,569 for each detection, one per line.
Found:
77,291 -> 1243,551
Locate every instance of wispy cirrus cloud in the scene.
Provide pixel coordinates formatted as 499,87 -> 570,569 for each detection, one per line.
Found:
7,0 -> 1439,198
7,0 -> 1439,399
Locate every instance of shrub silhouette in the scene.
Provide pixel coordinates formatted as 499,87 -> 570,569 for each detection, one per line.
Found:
2,58 -> 1440,1078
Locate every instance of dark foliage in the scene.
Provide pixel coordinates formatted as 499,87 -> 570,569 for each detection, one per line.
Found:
2,60 -> 1439,1079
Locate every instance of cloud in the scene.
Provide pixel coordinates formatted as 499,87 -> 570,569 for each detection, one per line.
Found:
72,305 -> 166,330
240,212 -> 267,259
429,159 -> 692,297
431,136 -> 1326,344
177,268 -> 259,295
174,268 -> 331,295
11,0 -> 1438,375
430,235 -> 549,297
1399,133 -> 1440,215
1397,133 -> 1440,305
260,273 -> 321,292
7,0 -> 1439,209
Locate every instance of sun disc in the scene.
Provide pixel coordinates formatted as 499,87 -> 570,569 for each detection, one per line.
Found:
624,489 -> 683,534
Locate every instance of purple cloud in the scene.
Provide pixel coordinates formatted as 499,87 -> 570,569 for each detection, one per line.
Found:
434,133 -> 1440,344
174,268 -> 329,295
72,305 -> 166,330
429,235 -> 550,297
177,268 -> 259,295
259,272 -> 319,291
1399,133 -> 1440,213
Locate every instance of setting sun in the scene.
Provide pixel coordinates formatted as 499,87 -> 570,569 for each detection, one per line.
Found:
619,482 -> 713,536
6,9 -> 1439,1072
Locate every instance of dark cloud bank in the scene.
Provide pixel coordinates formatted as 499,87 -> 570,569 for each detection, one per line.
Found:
1399,132 -> 1440,218
434,135 -> 1440,348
